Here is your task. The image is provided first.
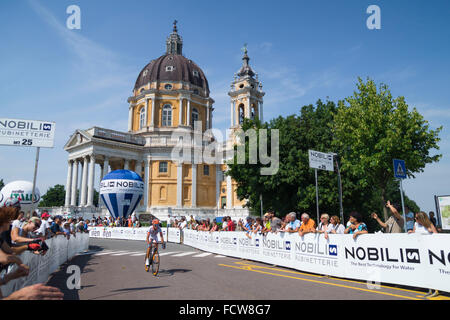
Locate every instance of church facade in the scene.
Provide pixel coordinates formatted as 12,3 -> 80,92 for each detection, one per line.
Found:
62,23 -> 265,221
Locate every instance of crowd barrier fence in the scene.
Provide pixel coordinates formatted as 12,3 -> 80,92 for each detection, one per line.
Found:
88,227 -> 450,292
183,230 -> 450,293
1,233 -> 89,297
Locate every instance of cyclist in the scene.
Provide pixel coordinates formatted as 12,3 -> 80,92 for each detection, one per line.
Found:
146,219 -> 165,267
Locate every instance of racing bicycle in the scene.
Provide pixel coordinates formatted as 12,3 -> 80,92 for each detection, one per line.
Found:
145,241 -> 165,276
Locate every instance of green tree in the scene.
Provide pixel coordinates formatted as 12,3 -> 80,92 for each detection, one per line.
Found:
228,100 -> 344,222
332,78 -> 442,221
39,184 -> 66,207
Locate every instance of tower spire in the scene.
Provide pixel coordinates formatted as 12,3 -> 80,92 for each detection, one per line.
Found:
166,20 -> 183,55
237,44 -> 255,78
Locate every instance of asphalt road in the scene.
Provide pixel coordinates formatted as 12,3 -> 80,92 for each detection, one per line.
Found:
45,238 -> 445,301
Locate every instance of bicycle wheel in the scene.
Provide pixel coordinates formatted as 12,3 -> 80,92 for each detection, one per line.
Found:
151,249 -> 160,276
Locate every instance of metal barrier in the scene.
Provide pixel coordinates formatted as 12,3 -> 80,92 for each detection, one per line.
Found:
1,233 -> 89,297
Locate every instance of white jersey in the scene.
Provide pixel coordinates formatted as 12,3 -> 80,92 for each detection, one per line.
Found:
147,225 -> 162,241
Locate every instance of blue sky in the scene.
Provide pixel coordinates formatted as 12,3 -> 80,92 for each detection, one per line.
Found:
0,0 -> 449,213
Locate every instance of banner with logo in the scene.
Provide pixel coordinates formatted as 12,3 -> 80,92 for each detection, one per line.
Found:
89,227 -> 181,243
0,118 -> 56,148
183,230 -> 450,292
435,195 -> 450,230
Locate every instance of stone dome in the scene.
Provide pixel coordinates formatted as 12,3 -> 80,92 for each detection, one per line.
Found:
134,54 -> 209,92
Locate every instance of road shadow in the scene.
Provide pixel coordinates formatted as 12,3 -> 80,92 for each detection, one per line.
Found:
157,268 -> 191,278
88,286 -> 169,300
111,286 -> 168,292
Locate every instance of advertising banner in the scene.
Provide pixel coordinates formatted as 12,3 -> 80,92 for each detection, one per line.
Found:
0,118 -> 56,148
183,230 -> 450,292
435,195 -> 450,230
89,227 -> 181,243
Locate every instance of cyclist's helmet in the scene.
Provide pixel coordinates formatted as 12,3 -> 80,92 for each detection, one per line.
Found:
152,219 -> 160,226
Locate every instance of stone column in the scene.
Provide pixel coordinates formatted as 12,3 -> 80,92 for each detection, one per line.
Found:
179,98 -> 183,126
150,96 -> 155,127
246,96 -> 251,118
128,105 -> 133,132
206,101 -> 210,130
70,159 -> 79,206
187,99 -> 191,127
65,160 -> 73,207
176,162 -> 183,208
124,159 -> 130,170
230,100 -> 234,127
215,165 -> 221,209
191,164 -> 197,208
259,100 -> 264,122
135,160 -> 142,178
145,98 -> 149,128
226,170 -> 232,209
144,159 -> 151,211
87,154 -> 95,206
80,156 -> 89,206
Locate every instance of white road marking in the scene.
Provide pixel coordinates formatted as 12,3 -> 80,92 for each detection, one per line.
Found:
170,251 -> 197,257
93,250 -> 117,256
193,252 -> 212,257
159,251 -> 181,256
111,251 -> 141,256
215,255 -> 226,258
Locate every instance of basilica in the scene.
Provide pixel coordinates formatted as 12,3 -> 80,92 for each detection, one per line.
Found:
63,22 -> 265,221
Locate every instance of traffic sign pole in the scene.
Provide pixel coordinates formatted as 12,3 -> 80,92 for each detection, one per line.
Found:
393,159 -> 407,233
315,168 -> 319,224
31,147 -> 40,218
399,179 -> 407,233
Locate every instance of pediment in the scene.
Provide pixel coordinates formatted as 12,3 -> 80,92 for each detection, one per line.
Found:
64,130 -> 92,150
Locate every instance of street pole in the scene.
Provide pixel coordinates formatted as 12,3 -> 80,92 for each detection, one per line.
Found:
260,194 -> 263,220
31,147 -> 40,218
399,179 -> 407,233
315,168 -> 319,224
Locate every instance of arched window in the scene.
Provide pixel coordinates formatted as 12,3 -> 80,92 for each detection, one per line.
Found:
139,107 -> 146,129
251,104 -> 256,120
162,104 -> 172,126
238,104 -> 245,124
191,108 -> 199,127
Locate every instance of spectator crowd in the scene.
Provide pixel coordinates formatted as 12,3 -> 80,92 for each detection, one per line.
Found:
0,197 -> 90,300
166,201 -> 441,240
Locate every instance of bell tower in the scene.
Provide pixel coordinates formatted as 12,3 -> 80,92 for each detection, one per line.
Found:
228,45 -> 265,133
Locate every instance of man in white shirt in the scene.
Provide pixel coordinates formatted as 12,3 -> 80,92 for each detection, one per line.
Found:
179,217 -> 187,230
37,212 -> 52,239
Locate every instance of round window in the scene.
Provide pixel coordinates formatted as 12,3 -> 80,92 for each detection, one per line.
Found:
165,84 -> 173,90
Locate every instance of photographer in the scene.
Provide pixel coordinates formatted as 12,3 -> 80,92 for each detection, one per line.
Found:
371,201 -> 404,233
11,217 -> 49,255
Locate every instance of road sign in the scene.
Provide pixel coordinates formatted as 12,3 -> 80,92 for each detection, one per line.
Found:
308,150 -> 334,172
0,118 -> 56,148
393,159 -> 407,179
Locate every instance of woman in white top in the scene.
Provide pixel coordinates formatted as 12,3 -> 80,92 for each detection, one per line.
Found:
316,214 -> 333,234
408,211 -> 437,234
325,215 -> 345,240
